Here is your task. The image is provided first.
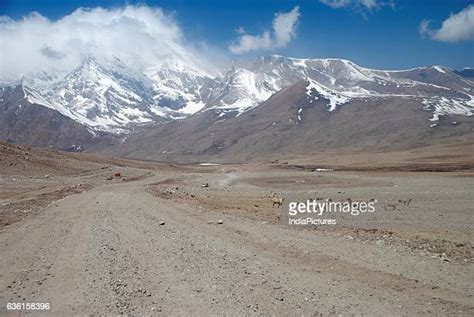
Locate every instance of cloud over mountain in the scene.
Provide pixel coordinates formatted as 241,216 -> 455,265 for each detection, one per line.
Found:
229,7 -> 300,54
420,5 -> 474,43
0,5 -> 216,81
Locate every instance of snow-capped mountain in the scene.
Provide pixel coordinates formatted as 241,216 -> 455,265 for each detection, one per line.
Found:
1,54 -> 473,137
0,84 -> 114,150
13,54 -> 219,133
106,78 -> 474,163
203,55 -> 474,123
145,58 -> 218,117
22,58 -> 160,133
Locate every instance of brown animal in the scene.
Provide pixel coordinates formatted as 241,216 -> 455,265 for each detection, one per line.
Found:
384,202 -> 399,211
272,196 -> 284,208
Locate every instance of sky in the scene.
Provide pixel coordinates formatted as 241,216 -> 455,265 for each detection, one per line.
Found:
0,0 -> 473,75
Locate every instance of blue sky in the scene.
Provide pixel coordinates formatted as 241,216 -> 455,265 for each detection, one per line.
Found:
1,0 -> 473,69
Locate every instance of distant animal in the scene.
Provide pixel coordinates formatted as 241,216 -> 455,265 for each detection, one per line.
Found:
384,202 -> 399,211
272,196 -> 284,208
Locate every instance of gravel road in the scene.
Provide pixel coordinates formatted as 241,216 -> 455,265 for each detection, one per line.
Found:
0,172 -> 473,316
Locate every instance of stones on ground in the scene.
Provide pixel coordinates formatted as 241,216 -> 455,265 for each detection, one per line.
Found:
207,219 -> 223,224
440,252 -> 451,262
159,221 -> 165,225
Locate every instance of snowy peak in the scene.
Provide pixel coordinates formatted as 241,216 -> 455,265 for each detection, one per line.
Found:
13,55 -> 219,132
203,67 -> 277,115
145,57 -> 218,117
2,54 -> 473,133
201,55 -> 473,123
32,57 -> 160,133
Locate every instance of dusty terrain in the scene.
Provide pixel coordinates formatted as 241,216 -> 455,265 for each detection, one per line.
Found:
0,142 -> 473,315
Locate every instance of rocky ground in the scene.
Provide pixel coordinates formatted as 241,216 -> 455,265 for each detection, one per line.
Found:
0,143 -> 473,315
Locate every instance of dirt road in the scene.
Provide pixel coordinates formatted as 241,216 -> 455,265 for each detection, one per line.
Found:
1,169 -> 473,316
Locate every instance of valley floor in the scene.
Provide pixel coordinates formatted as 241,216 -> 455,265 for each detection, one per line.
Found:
0,157 -> 473,315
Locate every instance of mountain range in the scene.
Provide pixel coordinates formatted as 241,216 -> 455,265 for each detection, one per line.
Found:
1,53 -> 473,162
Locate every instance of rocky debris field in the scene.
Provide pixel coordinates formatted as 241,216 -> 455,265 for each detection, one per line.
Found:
0,148 -> 473,315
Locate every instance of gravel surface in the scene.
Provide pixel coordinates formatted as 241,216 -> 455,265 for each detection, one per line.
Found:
0,167 -> 473,315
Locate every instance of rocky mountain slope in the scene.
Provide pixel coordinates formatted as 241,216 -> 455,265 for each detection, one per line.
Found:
204,56 -> 473,118
1,54 -> 473,157
0,85 -> 115,150
105,79 -> 474,162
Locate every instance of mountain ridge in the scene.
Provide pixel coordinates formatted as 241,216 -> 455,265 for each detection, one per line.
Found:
102,79 -> 474,163
2,54 -> 473,133
1,54 -> 473,156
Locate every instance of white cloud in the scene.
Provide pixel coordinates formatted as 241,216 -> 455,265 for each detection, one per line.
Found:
229,7 -> 300,54
419,19 -> 431,39
229,32 -> 273,54
320,0 -> 382,10
420,5 -> 474,43
320,0 -> 352,9
273,6 -> 301,47
0,5 -> 220,81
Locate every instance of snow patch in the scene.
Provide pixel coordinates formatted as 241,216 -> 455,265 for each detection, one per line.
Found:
177,100 -> 206,115
422,96 -> 474,122
306,78 -> 350,112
